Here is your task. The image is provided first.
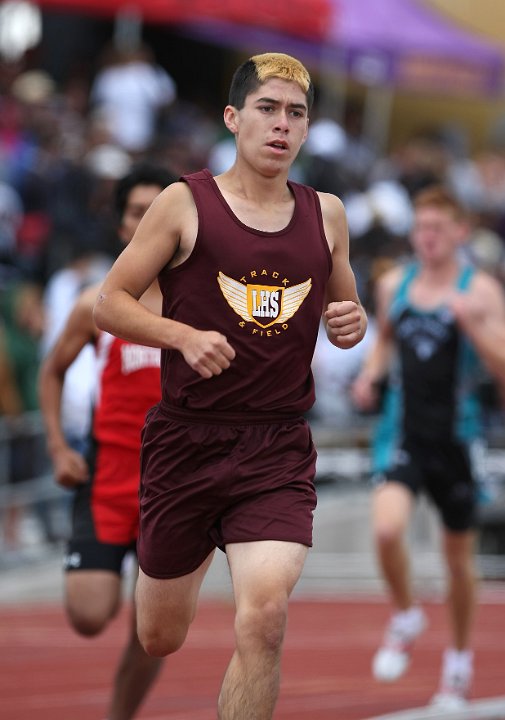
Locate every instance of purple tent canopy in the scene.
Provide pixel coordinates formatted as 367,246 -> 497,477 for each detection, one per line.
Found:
180,0 -> 504,97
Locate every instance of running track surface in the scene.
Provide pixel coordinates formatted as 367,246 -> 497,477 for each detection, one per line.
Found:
1,593 -> 504,720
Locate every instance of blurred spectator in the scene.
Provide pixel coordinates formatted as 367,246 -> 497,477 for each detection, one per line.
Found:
6,70 -> 68,282
0,319 -> 23,550
345,180 -> 413,240
0,279 -> 59,549
0,180 -> 23,274
84,142 -> 131,180
310,316 -> 378,426
301,116 -> 349,197
373,131 -> 449,198
339,99 -> 377,189
154,97 -> 223,177
90,42 -> 176,154
460,149 -> 505,240
310,252 -> 397,427
345,180 -> 413,309
39,144 -> 131,451
0,281 -> 43,412
0,92 -> 35,189
208,136 -> 236,175
0,320 -> 22,416
40,142 -> 131,280
10,69 -> 56,107
462,227 -> 505,280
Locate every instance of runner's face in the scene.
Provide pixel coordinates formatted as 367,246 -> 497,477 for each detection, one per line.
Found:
118,184 -> 163,245
411,206 -> 467,265
226,77 -> 309,176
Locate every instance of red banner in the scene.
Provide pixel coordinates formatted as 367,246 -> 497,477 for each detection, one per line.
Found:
33,0 -> 332,39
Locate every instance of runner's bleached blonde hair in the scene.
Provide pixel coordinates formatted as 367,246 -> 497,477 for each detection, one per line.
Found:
228,52 -> 314,110
250,53 -> 311,95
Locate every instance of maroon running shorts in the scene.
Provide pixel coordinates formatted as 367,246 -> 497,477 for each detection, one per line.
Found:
137,403 -> 318,579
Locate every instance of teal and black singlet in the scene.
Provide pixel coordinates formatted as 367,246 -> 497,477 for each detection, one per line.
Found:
373,262 -> 483,473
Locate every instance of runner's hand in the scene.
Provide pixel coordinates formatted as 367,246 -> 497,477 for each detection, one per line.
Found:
350,373 -> 380,412
180,328 -> 235,379
325,301 -> 363,349
448,292 -> 487,332
52,446 -> 89,489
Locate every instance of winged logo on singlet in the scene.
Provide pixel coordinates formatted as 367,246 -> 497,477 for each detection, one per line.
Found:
217,271 -> 312,329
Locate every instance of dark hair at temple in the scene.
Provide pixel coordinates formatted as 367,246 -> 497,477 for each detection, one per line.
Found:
114,163 -> 176,219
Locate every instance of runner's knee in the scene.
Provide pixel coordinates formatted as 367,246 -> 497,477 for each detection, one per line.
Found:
235,599 -> 288,655
66,603 -> 113,637
375,523 -> 404,550
64,570 -> 122,636
138,618 -> 189,657
445,551 -> 475,581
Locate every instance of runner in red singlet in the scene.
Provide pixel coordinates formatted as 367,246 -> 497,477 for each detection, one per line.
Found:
39,164 -> 174,720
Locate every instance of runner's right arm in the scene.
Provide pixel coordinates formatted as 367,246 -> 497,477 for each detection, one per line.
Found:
350,266 -> 400,412
38,286 -> 98,488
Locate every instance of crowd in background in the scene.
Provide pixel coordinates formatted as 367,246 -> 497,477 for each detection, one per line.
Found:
2,37 -> 505,552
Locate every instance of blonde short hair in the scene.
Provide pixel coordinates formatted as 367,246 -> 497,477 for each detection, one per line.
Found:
229,52 -> 314,110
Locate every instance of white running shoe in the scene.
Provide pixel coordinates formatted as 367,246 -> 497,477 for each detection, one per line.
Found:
372,606 -> 427,682
430,692 -> 467,711
430,648 -> 473,710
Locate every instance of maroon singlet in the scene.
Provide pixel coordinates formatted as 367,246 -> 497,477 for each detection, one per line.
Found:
157,169 -> 332,417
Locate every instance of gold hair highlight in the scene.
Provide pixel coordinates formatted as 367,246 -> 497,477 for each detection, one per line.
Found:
251,53 -> 311,94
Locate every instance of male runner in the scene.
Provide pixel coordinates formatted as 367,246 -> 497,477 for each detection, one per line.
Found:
93,53 -> 367,719
352,185 -> 505,709
39,164 -> 174,720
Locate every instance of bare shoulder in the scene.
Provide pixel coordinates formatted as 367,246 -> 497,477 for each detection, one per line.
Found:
150,180 -> 195,216
138,180 -> 197,252
376,263 -> 404,295
468,270 -> 505,320
316,191 -> 347,252
471,267 -> 504,294
316,191 -> 345,221
157,179 -> 192,200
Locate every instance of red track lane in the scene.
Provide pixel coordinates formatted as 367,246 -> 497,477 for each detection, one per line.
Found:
1,594 -> 504,720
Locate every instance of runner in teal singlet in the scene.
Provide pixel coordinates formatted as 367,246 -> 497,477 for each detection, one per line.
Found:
352,185 -> 505,709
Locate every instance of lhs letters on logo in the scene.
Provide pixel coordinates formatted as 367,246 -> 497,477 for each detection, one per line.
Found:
218,271 -> 311,330
247,284 -> 283,328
